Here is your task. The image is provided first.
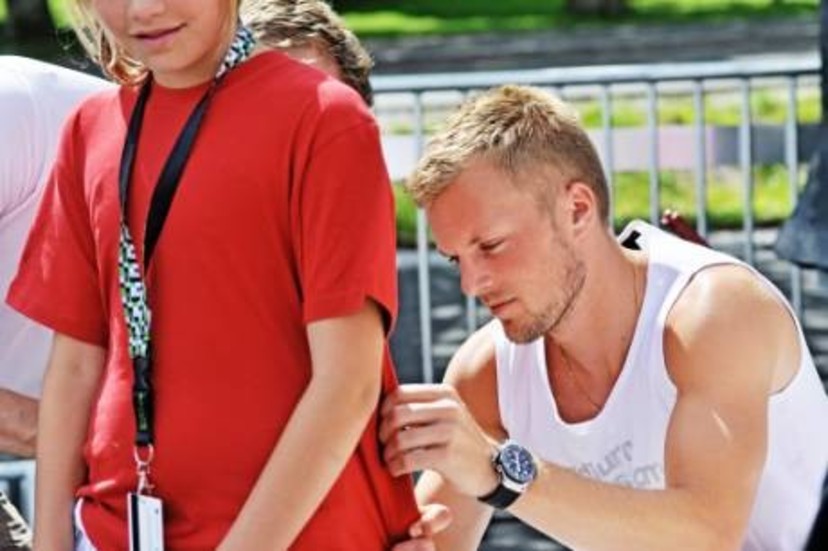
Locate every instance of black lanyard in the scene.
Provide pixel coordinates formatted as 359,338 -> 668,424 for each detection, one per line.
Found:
118,79 -> 217,447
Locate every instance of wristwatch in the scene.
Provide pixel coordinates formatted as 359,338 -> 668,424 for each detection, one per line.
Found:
477,440 -> 537,509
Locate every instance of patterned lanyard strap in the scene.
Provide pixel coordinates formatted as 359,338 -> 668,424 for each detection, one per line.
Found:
117,24 -> 255,493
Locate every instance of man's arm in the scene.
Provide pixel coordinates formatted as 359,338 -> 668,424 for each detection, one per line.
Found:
387,323 -> 503,551
385,265 -> 793,551
32,334 -> 105,551
217,300 -> 386,550
0,390 -> 37,458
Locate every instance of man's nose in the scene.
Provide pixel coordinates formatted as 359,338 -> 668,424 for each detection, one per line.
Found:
459,261 -> 493,298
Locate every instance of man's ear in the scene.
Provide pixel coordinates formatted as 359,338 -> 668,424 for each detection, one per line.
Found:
564,180 -> 598,233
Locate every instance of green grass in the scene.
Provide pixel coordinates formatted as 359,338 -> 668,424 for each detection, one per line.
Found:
336,0 -> 818,37
0,0 -> 818,37
48,0 -> 70,27
394,164 -> 803,246
612,165 -> 801,228
575,89 -> 821,128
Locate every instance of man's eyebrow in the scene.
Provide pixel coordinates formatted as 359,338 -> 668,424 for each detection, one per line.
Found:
436,234 -> 485,258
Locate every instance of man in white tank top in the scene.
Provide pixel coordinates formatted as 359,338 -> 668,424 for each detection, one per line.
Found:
385,85 -> 828,551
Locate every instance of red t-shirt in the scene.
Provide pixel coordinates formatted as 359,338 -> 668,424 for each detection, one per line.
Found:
8,52 -> 417,550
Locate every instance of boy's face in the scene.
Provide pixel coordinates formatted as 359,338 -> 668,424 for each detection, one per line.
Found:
91,0 -> 236,88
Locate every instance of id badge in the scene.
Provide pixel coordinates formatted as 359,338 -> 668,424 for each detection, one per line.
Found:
127,492 -> 164,551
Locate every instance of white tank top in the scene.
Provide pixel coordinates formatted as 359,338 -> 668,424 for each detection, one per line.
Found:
494,220 -> 828,551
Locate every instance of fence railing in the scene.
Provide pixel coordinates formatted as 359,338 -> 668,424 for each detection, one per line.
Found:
372,56 -> 822,383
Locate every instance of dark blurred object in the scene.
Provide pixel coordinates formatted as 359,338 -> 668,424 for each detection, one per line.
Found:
3,0 -> 54,41
804,473 -> 828,551
775,0 -> 828,270
566,0 -> 628,16
660,210 -> 709,247
0,492 -> 29,550
775,126 -> 828,270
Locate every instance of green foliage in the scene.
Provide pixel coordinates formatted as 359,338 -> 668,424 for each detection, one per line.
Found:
337,0 -> 817,37
0,0 -> 69,26
575,90 -> 821,129
0,0 -> 819,36
612,164 -> 800,229
394,185 -> 420,246
47,0 -> 69,27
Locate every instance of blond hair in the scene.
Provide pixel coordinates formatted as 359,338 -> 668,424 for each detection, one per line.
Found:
67,0 -> 241,86
407,85 -> 609,223
241,0 -> 374,105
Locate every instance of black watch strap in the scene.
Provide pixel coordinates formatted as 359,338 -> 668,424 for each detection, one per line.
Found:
477,483 -> 521,509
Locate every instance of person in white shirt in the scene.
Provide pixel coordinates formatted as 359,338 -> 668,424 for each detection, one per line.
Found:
0,55 -> 111,551
0,56 -> 111,458
384,84 -> 828,551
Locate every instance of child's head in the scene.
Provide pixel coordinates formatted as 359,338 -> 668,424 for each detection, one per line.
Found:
242,0 -> 374,106
69,0 -> 242,87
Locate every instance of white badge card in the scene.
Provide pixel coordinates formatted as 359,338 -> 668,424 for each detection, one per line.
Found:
128,492 -> 164,551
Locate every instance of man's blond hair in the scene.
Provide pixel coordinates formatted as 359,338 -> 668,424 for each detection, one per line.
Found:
242,0 -> 374,106
407,85 -> 609,223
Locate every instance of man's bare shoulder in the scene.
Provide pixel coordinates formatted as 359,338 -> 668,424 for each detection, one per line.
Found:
444,321 -> 497,385
444,321 -> 504,438
665,263 -> 797,393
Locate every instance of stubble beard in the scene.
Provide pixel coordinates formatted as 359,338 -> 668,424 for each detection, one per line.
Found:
502,246 -> 586,344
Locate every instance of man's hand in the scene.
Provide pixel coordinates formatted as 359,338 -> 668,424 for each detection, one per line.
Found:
391,503 -> 452,551
380,384 -> 498,498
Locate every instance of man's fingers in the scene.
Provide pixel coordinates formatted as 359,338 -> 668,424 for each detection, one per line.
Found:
379,401 -> 458,442
385,445 -> 446,476
414,503 -> 452,538
382,423 -> 452,464
391,504 -> 452,551
382,384 -> 457,414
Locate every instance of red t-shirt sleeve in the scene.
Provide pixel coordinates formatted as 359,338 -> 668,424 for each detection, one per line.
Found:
293,95 -> 398,331
6,111 -> 108,346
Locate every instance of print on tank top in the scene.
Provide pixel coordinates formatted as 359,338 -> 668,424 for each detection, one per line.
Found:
571,440 -> 664,489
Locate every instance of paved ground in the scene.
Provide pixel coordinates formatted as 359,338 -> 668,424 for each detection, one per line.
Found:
364,16 -> 819,75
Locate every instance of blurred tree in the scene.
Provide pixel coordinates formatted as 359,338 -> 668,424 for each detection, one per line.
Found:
566,0 -> 628,16
4,0 -> 54,40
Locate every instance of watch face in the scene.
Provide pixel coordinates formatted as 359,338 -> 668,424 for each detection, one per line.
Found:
500,442 -> 536,484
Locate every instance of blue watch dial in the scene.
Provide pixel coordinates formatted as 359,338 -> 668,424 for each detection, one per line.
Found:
500,442 -> 536,484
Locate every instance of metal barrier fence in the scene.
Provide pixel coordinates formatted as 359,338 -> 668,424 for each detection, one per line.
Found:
372,56 -> 822,383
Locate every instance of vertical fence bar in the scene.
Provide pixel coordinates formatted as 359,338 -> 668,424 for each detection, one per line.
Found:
693,79 -> 708,238
739,79 -> 755,265
785,77 -> 803,318
601,85 -> 616,225
465,294 -> 478,334
413,93 -> 434,383
463,90 -> 479,336
647,82 -> 660,224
